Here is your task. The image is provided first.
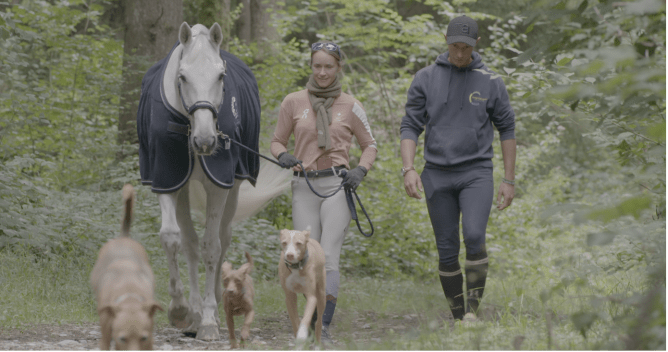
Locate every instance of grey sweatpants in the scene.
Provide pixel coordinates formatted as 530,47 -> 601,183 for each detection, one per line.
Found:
291,174 -> 351,273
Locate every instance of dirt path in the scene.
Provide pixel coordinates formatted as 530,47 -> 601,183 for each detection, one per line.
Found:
0,311 -> 435,350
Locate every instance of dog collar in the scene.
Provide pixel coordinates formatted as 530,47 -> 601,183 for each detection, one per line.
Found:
114,293 -> 145,304
284,250 -> 309,271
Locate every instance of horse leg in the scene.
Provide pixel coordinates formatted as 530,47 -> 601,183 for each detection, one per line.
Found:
175,185 -> 203,334
196,179 -> 229,341
158,191 -> 191,329
215,181 -> 241,305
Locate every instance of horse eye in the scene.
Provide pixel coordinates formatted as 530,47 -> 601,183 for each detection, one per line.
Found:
179,75 -> 187,82
219,73 -> 225,81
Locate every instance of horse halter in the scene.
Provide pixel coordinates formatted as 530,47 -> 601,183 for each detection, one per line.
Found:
177,48 -> 227,118
177,77 -> 225,118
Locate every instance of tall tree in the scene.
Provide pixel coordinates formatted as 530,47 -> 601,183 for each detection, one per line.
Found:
250,0 -> 280,44
118,0 -> 183,150
236,0 -> 252,44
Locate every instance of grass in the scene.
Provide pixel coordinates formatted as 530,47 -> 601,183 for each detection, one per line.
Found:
0,240 -> 659,350
0,206 -> 664,350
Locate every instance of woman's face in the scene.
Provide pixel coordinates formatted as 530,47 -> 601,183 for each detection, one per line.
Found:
311,50 -> 340,88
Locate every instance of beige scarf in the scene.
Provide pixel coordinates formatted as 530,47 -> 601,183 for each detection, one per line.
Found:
306,72 -> 342,150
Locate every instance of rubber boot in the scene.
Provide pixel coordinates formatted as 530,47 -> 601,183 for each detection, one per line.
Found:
438,262 -> 465,320
465,251 -> 489,314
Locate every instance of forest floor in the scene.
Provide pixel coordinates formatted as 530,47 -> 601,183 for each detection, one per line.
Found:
0,309 -> 451,350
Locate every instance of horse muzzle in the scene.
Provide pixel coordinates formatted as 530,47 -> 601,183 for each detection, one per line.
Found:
193,135 -> 218,155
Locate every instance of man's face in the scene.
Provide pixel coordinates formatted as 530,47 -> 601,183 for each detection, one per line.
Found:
444,35 -> 480,68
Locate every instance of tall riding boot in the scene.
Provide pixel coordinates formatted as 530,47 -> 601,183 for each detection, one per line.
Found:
438,262 -> 465,320
465,251 -> 489,314
311,270 -> 340,329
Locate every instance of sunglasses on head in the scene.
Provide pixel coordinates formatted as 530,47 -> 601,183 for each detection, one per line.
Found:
311,42 -> 341,58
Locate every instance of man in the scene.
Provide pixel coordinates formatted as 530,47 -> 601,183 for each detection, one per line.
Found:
400,15 -> 516,323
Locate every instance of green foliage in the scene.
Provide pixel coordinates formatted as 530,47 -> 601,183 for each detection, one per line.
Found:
342,143 -> 436,278
0,0 -> 664,348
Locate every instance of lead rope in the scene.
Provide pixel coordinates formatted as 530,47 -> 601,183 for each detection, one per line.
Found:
219,133 -> 374,237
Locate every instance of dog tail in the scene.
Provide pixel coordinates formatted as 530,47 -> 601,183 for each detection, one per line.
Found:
120,184 -> 135,237
244,251 -> 253,270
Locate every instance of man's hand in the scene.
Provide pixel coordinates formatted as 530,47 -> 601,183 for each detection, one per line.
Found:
496,182 -> 514,210
403,170 -> 423,199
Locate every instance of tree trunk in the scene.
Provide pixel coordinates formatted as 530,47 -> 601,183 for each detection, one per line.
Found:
236,0 -> 251,44
221,0 -> 232,50
118,0 -> 183,152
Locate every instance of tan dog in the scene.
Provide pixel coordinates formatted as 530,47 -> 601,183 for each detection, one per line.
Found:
90,184 -> 163,350
221,251 -> 255,348
278,227 -> 326,344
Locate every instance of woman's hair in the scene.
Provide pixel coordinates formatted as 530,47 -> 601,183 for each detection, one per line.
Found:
310,41 -> 342,66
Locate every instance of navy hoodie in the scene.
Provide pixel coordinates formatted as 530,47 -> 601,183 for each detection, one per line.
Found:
400,51 -> 515,168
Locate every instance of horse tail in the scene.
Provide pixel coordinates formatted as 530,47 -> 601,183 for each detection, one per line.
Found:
189,158 -> 292,225
120,184 -> 135,237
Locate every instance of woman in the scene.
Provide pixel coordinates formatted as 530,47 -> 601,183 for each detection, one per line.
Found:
271,41 -> 377,342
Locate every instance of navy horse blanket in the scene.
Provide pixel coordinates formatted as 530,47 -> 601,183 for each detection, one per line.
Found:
137,43 -> 260,193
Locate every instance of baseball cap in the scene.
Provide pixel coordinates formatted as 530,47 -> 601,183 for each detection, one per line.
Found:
446,16 -> 479,47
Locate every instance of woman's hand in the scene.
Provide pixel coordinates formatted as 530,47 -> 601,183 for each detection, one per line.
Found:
342,166 -> 367,190
277,152 -> 301,169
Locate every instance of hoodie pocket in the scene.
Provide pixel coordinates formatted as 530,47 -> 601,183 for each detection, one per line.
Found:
425,126 -> 478,164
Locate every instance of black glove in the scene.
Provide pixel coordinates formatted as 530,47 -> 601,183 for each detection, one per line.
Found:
342,166 -> 367,190
277,152 -> 301,169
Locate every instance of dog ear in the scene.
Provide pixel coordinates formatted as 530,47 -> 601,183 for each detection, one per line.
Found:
221,261 -> 232,275
279,229 -> 291,242
98,304 -> 118,318
239,262 -> 252,276
302,228 -> 311,242
143,301 -> 164,318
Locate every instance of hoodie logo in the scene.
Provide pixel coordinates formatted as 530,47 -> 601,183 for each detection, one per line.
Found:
469,91 -> 488,106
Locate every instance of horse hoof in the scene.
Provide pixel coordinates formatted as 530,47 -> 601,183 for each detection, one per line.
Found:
196,325 -> 220,341
168,305 -> 192,329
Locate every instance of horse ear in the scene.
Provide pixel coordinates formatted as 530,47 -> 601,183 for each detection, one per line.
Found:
179,22 -> 192,46
209,23 -> 223,48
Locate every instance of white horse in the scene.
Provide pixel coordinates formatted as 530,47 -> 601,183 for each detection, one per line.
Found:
136,22 -> 289,341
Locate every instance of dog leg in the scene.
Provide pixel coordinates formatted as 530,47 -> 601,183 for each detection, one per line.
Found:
285,291 -> 300,336
315,283 -> 326,344
99,312 -> 112,350
176,187 -> 203,333
298,295 -> 318,342
158,192 -> 192,329
240,309 -> 255,345
224,306 -> 237,348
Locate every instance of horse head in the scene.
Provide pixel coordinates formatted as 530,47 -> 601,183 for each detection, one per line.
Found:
177,22 -> 226,156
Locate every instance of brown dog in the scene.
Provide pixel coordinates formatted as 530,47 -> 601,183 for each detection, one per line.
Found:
221,251 -> 255,348
278,227 -> 326,345
90,184 -> 163,350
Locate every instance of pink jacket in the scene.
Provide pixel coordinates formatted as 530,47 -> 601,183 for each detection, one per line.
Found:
271,89 -> 377,172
